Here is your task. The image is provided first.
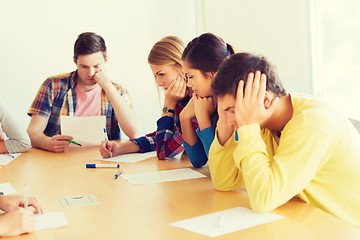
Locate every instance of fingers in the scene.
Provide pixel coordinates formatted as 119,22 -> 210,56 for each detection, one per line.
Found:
50,135 -> 72,152
99,141 -> 112,158
166,79 -> 176,92
252,71 -> 261,101
244,72 -> 254,100
54,135 -> 73,140
258,73 -> 267,100
27,197 -> 43,214
236,80 -> 244,101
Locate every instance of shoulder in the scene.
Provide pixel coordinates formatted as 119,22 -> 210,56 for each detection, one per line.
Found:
287,93 -> 349,133
42,72 -> 74,88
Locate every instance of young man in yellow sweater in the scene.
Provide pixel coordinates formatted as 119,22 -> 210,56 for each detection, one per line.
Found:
209,52 -> 360,228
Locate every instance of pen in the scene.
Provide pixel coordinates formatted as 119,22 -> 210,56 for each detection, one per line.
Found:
24,184 -> 28,209
86,164 -> 120,168
65,139 -> 82,146
103,128 -> 112,158
57,134 -> 82,146
114,169 -> 123,179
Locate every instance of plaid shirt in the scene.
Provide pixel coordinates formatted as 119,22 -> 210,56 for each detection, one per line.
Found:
132,95 -> 199,159
28,71 -> 132,140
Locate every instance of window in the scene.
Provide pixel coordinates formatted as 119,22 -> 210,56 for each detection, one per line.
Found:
310,0 -> 360,120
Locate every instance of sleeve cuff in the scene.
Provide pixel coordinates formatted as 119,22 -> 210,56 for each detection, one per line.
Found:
157,116 -> 174,130
131,137 -> 154,153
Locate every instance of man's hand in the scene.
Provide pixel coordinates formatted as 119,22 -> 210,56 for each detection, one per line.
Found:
94,69 -> 112,90
45,135 -> 72,153
235,71 -> 279,128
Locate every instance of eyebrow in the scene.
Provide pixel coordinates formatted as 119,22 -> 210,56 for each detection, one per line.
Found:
79,64 -> 100,67
224,106 -> 235,111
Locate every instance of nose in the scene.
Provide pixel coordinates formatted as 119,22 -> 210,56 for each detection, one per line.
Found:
186,79 -> 192,88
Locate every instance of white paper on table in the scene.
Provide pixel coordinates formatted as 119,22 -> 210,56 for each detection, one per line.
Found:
121,168 -> 207,185
60,116 -> 106,146
34,212 -> 68,231
96,151 -> 156,163
169,207 -> 284,238
0,183 -> 18,195
0,153 -> 21,166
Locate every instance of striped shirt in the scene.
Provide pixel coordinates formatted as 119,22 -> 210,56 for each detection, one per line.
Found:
28,71 -> 132,140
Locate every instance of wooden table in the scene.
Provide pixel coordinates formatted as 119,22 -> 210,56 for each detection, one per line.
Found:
1,147 -> 359,239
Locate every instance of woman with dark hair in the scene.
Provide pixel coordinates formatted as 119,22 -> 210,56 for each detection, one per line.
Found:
180,33 -> 234,168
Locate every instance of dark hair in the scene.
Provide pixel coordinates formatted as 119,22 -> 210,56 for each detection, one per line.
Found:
212,52 -> 287,97
74,32 -> 107,60
181,33 -> 234,75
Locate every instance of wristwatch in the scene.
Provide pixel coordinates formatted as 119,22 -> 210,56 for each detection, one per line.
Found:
162,107 -> 175,114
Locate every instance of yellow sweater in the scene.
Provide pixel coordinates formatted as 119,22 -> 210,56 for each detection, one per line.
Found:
209,93 -> 360,228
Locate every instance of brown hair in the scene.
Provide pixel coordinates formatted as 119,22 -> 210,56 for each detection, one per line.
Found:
74,32 -> 107,60
212,52 -> 287,98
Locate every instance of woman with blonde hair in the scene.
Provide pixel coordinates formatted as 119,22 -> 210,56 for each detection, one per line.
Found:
99,36 -> 196,159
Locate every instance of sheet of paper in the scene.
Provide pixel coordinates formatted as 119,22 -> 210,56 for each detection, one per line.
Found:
0,182 -> 18,195
0,153 -> 21,166
96,151 -> 156,163
169,207 -> 284,237
121,168 -> 207,185
34,212 -> 68,231
60,116 -> 106,146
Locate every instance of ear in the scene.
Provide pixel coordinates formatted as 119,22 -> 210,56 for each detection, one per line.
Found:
104,57 -> 108,63
207,72 -> 216,78
73,57 -> 77,64
263,91 -> 273,109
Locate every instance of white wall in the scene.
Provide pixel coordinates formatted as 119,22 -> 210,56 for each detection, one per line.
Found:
202,0 -> 312,94
0,0 -> 312,137
0,0 -> 198,136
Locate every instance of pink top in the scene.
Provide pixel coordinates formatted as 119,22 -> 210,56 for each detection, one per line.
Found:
75,85 -> 102,116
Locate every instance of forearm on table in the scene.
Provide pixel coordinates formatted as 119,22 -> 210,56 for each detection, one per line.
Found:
180,116 -> 198,146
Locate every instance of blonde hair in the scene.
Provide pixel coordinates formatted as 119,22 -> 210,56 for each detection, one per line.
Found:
148,36 -> 185,68
148,36 -> 186,104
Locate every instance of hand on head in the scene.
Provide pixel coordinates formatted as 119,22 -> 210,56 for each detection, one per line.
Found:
235,71 -> 279,128
193,94 -> 217,120
93,68 -> 112,89
165,76 -> 187,103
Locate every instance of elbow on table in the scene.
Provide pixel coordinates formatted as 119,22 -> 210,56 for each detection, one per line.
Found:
190,159 -> 207,168
249,199 -> 277,213
13,138 -> 32,153
126,130 -> 141,141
